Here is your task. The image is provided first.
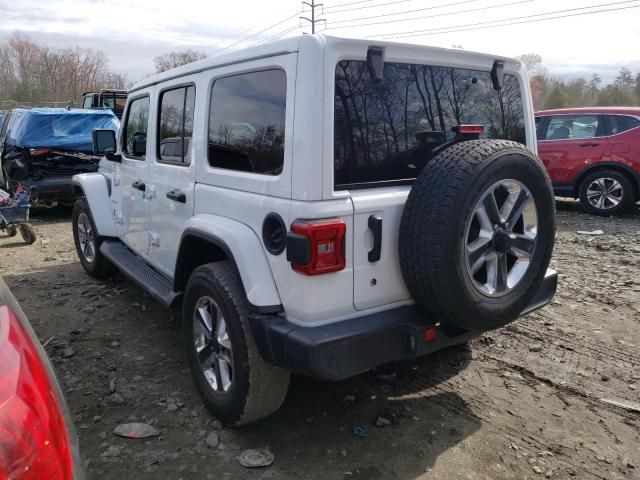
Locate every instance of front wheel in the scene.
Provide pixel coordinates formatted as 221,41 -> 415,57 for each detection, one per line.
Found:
183,262 -> 290,426
72,199 -> 115,278
578,170 -> 635,216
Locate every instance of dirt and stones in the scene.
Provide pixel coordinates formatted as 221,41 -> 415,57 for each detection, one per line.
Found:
1,200 -> 639,479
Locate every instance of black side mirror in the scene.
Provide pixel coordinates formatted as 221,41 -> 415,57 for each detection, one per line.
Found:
92,128 -> 117,155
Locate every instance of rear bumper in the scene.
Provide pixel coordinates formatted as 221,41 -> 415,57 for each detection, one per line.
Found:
250,269 -> 558,381
23,176 -> 77,202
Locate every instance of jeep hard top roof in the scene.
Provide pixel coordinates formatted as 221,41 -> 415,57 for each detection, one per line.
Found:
130,34 -> 523,94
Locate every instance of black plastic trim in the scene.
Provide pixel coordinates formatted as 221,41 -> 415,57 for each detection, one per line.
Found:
177,228 -> 283,314
249,269 -> 558,381
368,214 -> 382,262
262,212 -> 287,255
286,231 -> 310,265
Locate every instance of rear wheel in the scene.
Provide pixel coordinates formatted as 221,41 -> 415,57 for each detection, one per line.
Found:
6,226 -> 17,237
72,199 -> 115,278
183,262 -> 290,426
578,170 -> 635,216
399,140 -> 555,331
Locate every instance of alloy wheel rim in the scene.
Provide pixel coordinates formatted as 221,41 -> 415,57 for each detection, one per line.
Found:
77,212 -> 96,262
193,296 -> 233,393
464,179 -> 538,297
586,177 -> 623,210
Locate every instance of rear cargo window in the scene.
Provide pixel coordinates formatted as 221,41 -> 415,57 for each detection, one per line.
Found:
606,115 -> 640,135
334,61 -> 526,188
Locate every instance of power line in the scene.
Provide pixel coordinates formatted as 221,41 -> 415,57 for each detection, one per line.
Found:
250,24 -> 302,47
373,0 -> 640,38
323,0 -> 373,10
326,0 -> 477,25
210,11 -> 302,54
326,0 -> 531,30
323,0 -> 410,15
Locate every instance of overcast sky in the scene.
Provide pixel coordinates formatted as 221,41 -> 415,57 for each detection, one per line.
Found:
0,0 -> 638,83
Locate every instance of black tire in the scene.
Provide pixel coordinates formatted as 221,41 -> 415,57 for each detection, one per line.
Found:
578,169 -> 635,216
183,262 -> 290,426
19,223 -> 36,244
72,199 -> 115,278
6,226 -> 17,237
399,140 -> 555,331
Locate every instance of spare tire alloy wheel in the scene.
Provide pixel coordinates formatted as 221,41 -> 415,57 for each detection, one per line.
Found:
399,140 -> 555,331
465,179 -> 537,296
193,296 -> 233,393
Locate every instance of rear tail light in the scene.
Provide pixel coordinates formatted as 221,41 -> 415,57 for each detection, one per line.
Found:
29,148 -> 52,157
453,124 -> 484,135
0,305 -> 75,479
287,219 -> 346,275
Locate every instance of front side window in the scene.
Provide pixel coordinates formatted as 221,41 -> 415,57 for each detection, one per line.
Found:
158,85 -> 195,164
334,61 -> 525,187
607,115 -> 640,135
82,96 -> 93,109
208,69 -> 286,175
545,115 -> 600,140
124,96 -> 150,159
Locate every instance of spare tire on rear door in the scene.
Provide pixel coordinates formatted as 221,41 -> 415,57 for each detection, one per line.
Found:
399,140 -> 555,331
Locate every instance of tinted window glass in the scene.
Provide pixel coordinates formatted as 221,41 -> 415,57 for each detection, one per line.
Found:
159,86 -> 195,164
334,61 -> 525,187
607,115 -> 640,135
208,70 -> 286,175
545,115 -> 599,140
124,96 -> 150,159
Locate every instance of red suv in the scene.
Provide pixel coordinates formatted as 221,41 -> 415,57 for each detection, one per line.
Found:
536,107 -> 640,215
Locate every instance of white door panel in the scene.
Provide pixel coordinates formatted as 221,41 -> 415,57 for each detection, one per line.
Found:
351,188 -> 412,310
147,83 -> 197,277
117,91 -> 154,257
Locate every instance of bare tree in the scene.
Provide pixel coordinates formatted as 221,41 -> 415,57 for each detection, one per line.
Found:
153,50 -> 207,73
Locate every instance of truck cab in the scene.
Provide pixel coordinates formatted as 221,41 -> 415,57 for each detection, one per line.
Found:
82,90 -> 128,119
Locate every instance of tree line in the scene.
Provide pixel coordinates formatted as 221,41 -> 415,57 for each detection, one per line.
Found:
519,53 -> 640,110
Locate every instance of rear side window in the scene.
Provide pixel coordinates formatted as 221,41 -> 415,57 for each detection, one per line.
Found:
158,85 -> 195,164
334,61 -> 525,187
606,115 -> 640,135
208,69 -> 286,175
124,96 -> 150,159
545,115 -> 601,140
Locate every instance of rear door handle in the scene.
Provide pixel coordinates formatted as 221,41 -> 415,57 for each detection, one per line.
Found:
368,215 -> 382,262
132,180 -> 145,191
166,189 -> 186,203
579,142 -> 599,147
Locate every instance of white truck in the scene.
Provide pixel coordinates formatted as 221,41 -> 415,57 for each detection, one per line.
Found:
72,35 -> 557,426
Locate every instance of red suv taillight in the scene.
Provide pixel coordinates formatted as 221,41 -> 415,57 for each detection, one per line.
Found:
288,219 -> 346,275
0,305 -> 74,479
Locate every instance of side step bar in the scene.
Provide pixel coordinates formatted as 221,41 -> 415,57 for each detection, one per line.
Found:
100,240 -> 181,308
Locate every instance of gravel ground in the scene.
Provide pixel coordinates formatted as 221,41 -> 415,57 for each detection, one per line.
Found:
1,199 -> 639,480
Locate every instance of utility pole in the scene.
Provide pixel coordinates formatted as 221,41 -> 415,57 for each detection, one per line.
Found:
300,0 -> 325,34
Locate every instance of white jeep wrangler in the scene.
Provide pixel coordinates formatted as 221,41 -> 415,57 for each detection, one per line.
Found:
72,35 -> 557,426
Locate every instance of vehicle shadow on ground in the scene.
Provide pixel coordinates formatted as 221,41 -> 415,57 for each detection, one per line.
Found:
28,205 -> 74,226
3,261 -> 481,480
555,197 -> 640,216
235,347 -> 480,478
